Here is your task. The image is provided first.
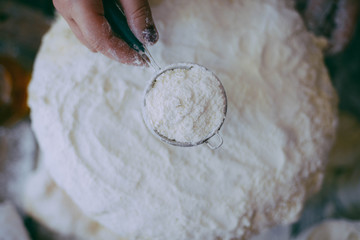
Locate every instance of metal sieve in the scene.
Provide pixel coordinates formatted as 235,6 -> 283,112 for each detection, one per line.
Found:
104,0 -> 227,149
142,63 -> 227,149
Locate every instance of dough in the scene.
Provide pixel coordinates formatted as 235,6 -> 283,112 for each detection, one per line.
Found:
23,158 -> 122,240
28,0 -> 338,239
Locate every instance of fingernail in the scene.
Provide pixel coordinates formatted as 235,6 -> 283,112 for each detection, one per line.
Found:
141,54 -> 151,63
131,53 -> 148,67
142,26 -> 159,45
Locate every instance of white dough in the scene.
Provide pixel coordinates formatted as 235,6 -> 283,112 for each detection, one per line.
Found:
28,0 -> 338,239
23,158 -> 122,240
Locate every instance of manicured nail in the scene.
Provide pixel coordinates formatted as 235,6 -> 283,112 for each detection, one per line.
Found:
142,26 -> 159,45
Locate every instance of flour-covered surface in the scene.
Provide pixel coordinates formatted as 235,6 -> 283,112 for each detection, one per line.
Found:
19,112 -> 360,240
289,112 -> 360,237
28,0 -> 337,239
251,112 -> 360,239
23,158 -> 123,240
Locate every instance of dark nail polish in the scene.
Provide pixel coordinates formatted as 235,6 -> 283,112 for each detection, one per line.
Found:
142,26 -> 159,45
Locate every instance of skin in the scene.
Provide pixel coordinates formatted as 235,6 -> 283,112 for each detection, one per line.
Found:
53,0 -> 159,66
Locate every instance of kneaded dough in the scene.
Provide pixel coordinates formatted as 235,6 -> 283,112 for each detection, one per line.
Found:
28,0 -> 338,239
23,158 -> 122,240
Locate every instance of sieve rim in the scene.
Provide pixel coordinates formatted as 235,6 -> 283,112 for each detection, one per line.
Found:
142,63 -> 227,148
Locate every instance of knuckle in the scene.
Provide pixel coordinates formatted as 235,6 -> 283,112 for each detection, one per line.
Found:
89,38 -> 105,52
130,4 -> 150,23
88,32 -> 112,53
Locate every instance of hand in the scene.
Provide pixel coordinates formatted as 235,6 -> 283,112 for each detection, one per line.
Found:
53,0 -> 159,65
295,0 -> 360,55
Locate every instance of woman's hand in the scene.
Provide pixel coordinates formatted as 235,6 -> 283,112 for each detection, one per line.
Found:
53,0 -> 158,65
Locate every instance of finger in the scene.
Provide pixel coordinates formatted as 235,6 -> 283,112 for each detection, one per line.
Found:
71,0 -> 146,65
66,18 -> 95,51
53,0 -> 96,50
120,0 -> 159,45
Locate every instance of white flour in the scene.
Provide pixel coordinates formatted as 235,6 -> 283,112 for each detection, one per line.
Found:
145,65 -> 226,143
24,157 -> 123,240
28,0 -> 338,239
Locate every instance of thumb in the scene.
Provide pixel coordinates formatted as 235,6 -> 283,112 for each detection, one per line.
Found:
120,0 -> 159,45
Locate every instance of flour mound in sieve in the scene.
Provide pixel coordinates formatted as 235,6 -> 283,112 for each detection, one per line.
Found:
145,65 -> 226,143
